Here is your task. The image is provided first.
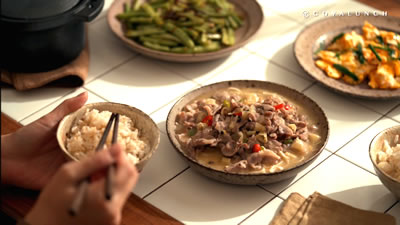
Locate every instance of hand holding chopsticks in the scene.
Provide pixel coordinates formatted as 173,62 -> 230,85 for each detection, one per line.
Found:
69,113 -> 120,216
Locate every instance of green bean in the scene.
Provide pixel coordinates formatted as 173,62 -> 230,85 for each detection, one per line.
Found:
128,17 -> 153,23
198,32 -> 208,45
171,42 -> 220,53
125,28 -> 165,37
227,27 -> 235,45
117,0 -> 243,53
133,0 -> 141,11
143,41 -> 170,51
124,2 -> 130,13
182,28 -> 200,39
117,11 -> 149,20
222,27 -> 229,45
164,22 -> 195,48
150,33 -> 182,43
230,13 -> 243,26
139,36 -> 179,46
227,16 -> 238,29
142,3 -> 164,25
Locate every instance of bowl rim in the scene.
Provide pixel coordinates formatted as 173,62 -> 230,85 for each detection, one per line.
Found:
294,15 -> 400,99
106,0 -> 264,63
166,80 -> 330,178
369,125 -> 400,184
57,102 -> 161,165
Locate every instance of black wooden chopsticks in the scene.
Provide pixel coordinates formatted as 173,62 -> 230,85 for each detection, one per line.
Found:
69,113 -> 119,216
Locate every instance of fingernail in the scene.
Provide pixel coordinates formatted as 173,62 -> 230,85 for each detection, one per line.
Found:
110,144 -> 121,158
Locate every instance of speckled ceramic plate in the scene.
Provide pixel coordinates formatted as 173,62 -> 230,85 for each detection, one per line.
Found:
166,80 -> 329,185
107,0 -> 263,63
294,15 -> 400,99
57,102 -> 160,171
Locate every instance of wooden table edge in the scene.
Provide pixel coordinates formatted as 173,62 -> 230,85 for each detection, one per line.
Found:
1,113 -> 182,225
1,1 -> 398,224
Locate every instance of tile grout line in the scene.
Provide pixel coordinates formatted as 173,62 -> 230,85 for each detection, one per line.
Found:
18,89 -> 78,123
265,150 -> 336,200
252,51 -> 315,83
332,114 -> 388,155
237,195 -> 281,225
142,166 -> 190,200
84,54 -> 138,86
384,200 -> 399,214
154,50 -> 253,87
300,81 -> 317,93
82,87 -> 110,102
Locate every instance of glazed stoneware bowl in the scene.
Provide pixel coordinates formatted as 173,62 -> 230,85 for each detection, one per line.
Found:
294,15 -> 400,99
107,0 -> 263,63
369,125 -> 400,199
166,80 -> 329,185
57,102 -> 160,171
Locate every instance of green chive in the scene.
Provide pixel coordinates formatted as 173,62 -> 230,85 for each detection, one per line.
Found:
377,35 -> 385,45
333,64 -> 359,81
331,33 -> 344,44
353,43 -> 365,64
368,44 -> 382,62
314,42 -> 326,55
335,52 -> 341,60
373,46 -> 396,59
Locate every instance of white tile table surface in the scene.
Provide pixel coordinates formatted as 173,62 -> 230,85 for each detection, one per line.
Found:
2,0 -> 399,224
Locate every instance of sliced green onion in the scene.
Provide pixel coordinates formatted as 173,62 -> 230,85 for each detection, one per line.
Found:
333,64 -> 359,81
223,99 -> 231,109
283,139 -> 293,144
368,44 -> 382,62
188,127 -> 197,136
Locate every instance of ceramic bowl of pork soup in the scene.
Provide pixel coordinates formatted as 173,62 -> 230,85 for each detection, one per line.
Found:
166,80 -> 329,185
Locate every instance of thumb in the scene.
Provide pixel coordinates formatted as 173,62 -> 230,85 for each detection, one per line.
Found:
69,144 -> 122,182
40,92 -> 88,127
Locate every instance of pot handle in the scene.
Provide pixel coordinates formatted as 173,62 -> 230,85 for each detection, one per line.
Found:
75,0 -> 105,21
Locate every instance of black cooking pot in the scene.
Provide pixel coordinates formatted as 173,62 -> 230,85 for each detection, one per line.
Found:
0,0 -> 104,73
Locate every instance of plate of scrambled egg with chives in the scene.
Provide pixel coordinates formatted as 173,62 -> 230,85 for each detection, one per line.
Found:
295,16 -> 400,99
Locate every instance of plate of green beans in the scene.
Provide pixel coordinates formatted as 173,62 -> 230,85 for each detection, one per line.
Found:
108,0 -> 263,62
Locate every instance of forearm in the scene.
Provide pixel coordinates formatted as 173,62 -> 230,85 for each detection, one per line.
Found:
1,134 -> 14,185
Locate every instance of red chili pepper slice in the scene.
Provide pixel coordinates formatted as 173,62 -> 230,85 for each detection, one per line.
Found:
234,112 -> 242,117
202,115 -> 213,126
274,104 -> 284,110
284,105 -> 291,110
253,144 -> 261,152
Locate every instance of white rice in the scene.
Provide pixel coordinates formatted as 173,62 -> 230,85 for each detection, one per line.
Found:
66,109 -> 149,164
376,134 -> 400,182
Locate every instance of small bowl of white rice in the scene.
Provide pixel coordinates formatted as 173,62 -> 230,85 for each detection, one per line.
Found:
369,125 -> 400,199
57,102 -> 160,171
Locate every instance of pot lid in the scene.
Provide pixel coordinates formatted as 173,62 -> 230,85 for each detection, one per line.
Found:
1,0 -> 80,19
